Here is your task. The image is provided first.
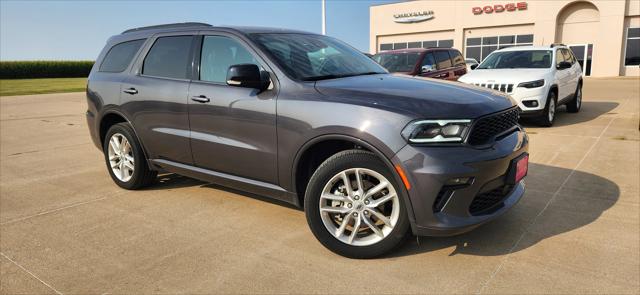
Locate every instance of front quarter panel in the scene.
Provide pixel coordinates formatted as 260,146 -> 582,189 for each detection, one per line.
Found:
276,83 -> 412,193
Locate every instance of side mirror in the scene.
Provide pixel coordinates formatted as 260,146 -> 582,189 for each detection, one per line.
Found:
421,65 -> 435,73
470,64 -> 479,70
226,64 -> 270,90
557,61 -> 572,70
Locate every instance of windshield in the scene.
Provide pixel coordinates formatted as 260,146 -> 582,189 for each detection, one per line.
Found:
477,50 -> 552,69
372,52 -> 421,73
250,33 -> 387,81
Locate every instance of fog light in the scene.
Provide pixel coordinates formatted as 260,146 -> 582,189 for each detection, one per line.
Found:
523,100 -> 539,108
445,177 -> 472,186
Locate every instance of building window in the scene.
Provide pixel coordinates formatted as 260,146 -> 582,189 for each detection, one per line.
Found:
624,27 -> 640,66
465,34 -> 534,62
393,43 -> 407,49
408,41 -> 422,48
378,39 -> 454,52
380,43 -> 393,51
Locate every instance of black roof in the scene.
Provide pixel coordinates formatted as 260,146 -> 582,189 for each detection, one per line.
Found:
120,22 -> 314,36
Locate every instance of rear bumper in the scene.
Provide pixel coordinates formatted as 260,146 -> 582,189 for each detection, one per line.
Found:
394,128 -> 528,237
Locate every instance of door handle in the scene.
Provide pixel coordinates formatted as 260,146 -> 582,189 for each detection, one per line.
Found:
191,95 -> 210,103
123,88 -> 138,95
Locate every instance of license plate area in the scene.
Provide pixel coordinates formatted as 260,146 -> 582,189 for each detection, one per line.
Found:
506,153 -> 528,185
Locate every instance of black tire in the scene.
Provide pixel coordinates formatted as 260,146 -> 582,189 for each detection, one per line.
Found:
103,123 -> 157,190
304,150 -> 410,259
566,82 -> 582,113
538,90 -> 557,127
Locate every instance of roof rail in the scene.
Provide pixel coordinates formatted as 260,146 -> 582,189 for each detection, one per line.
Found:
122,22 -> 212,34
550,43 -> 566,48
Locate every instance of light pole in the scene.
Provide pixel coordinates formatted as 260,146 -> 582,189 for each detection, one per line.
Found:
321,0 -> 326,35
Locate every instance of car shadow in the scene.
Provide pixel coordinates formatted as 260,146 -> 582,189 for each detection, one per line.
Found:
387,162 -> 619,258
520,101 -> 618,128
143,162 -> 618,259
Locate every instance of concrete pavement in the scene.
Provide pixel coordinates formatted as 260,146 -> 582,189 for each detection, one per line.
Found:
1,77 -> 638,294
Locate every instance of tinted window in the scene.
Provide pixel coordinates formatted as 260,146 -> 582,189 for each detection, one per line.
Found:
438,39 -> 454,48
449,50 -> 465,66
394,43 -> 408,50
517,34 -> 533,43
482,46 -> 498,60
99,39 -> 145,72
625,27 -> 640,66
200,36 -> 260,83
483,37 -> 498,45
466,38 -> 481,46
499,36 -> 515,44
408,42 -> 422,48
625,39 -> 640,66
422,53 -> 435,67
433,50 -> 452,69
380,43 -> 393,51
373,52 -> 421,72
466,47 -> 481,62
143,36 -> 193,79
423,40 -> 437,48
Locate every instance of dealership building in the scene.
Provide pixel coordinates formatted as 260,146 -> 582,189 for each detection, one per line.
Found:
370,0 -> 640,77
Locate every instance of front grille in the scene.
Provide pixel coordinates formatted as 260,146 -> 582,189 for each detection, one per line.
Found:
467,108 -> 520,145
469,185 -> 513,216
474,83 -> 514,93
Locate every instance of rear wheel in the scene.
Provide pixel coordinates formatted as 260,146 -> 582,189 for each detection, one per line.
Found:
304,150 -> 410,258
103,123 -> 156,189
566,82 -> 582,113
538,91 -> 557,127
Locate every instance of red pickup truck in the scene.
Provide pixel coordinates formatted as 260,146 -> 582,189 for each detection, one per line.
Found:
372,48 -> 467,80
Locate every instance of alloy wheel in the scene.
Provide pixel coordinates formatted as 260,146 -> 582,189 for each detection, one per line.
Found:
107,133 -> 135,182
319,168 -> 400,246
548,97 -> 556,122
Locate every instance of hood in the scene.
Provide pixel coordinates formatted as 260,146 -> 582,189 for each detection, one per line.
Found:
314,74 -> 515,119
459,68 -> 550,84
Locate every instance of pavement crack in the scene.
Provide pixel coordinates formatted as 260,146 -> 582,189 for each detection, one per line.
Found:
0,252 -> 64,295
0,195 -> 112,226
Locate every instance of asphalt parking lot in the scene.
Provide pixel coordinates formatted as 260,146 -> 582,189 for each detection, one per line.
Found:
1,77 -> 638,294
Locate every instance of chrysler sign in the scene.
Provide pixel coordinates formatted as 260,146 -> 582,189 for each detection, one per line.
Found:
393,11 -> 434,23
472,2 -> 527,15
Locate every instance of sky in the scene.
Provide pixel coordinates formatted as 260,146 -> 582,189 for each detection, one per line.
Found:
0,0 -> 397,61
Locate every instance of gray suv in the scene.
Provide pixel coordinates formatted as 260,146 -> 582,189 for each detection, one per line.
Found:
87,23 -> 529,258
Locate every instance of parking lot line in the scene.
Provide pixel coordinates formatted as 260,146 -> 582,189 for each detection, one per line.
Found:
477,116 -> 617,294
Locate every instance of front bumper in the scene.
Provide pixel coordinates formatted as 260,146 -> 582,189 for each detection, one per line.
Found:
511,86 -> 548,114
394,128 -> 528,236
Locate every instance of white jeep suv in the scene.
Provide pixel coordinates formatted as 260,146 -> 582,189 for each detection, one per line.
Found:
459,45 -> 582,126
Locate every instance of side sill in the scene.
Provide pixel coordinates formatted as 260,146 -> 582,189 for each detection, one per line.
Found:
150,159 -> 296,205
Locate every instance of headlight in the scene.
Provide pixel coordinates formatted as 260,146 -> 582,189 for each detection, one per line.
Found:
401,119 -> 472,143
517,79 -> 545,88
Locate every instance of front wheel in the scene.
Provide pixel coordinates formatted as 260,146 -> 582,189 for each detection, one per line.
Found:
538,91 -> 557,127
304,150 -> 410,258
566,83 -> 582,113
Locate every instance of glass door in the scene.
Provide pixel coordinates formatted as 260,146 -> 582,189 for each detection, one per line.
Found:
569,44 -> 593,76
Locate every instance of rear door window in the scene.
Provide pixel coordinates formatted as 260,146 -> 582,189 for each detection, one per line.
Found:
142,36 -> 194,79
433,50 -> 452,69
449,50 -> 465,66
99,39 -> 145,72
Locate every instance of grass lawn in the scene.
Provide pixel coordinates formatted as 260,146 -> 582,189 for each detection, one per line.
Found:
0,78 -> 87,96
